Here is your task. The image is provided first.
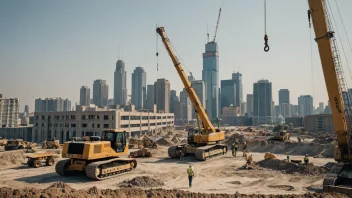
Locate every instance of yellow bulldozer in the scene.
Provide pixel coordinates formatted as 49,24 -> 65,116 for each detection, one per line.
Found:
268,131 -> 291,142
4,139 -> 26,151
56,129 -> 137,180
42,139 -> 60,149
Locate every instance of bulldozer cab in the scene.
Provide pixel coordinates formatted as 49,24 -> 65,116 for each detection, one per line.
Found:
101,131 -> 127,153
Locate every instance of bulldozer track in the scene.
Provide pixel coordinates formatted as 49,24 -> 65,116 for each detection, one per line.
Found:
55,159 -> 71,176
168,146 -> 180,158
195,144 -> 227,161
85,158 -> 137,181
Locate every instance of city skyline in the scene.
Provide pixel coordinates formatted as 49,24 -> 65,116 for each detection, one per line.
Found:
1,1 -> 352,112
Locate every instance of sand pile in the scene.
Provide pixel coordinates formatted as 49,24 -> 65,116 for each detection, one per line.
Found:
248,141 -> 334,158
224,133 -> 249,147
0,183 -> 348,198
256,159 -> 327,176
156,135 -> 180,146
0,150 -> 26,166
118,176 -> 164,188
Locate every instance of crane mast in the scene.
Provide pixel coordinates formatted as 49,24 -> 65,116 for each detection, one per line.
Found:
156,27 -> 216,133
213,8 -> 222,42
308,0 -> 352,161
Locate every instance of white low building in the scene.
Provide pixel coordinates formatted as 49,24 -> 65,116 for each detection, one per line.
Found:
33,106 -> 174,143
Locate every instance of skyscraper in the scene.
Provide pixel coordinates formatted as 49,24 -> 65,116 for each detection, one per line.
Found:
253,80 -> 273,124
80,86 -> 90,106
220,79 -> 236,114
0,96 -> 19,127
280,103 -> 290,118
279,89 -> 290,105
154,79 -> 170,113
246,94 -> 253,116
298,95 -> 313,116
24,105 -> 29,115
202,42 -> 219,119
146,84 -> 155,112
232,72 -> 243,107
34,98 -> 71,112
114,60 -> 127,106
319,102 -> 324,114
170,90 -> 177,114
180,89 -> 192,121
192,80 -> 206,109
131,67 -> 146,110
93,79 -> 108,107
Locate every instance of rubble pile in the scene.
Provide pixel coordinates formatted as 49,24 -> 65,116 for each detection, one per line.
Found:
0,150 -> 26,166
118,176 -> 164,188
0,182 -> 348,198
156,135 -> 180,146
256,159 -> 327,176
224,133 -> 249,147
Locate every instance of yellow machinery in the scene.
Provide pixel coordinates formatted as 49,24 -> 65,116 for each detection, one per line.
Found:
4,139 -> 26,151
0,137 -> 7,146
139,134 -> 157,149
306,0 -> 352,194
157,27 -> 227,161
55,129 -> 137,180
268,131 -> 291,142
42,139 -> 60,149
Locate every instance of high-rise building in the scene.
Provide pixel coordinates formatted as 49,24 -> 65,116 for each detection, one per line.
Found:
280,103 -> 290,118
93,79 -> 108,107
290,104 -> 299,116
24,105 -> 29,115
154,79 -> 170,113
279,89 -> 290,105
324,100 -> 332,114
241,102 -> 247,115
0,96 -> 19,127
192,80 -> 206,109
232,72 -> 243,107
274,105 -> 280,115
253,79 -> 273,124
202,42 -> 219,119
180,89 -> 192,121
80,86 -> 90,106
220,79 -> 236,115
131,67 -> 146,110
298,95 -> 313,116
34,98 -> 71,112
114,60 -> 127,106
146,85 -> 155,112
246,94 -> 253,116
170,90 -> 178,114
318,102 -> 324,114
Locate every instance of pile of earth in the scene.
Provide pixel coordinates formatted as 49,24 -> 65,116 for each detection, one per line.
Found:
0,182 -> 348,198
0,150 -> 26,166
118,176 -> 164,188
224,133 -> 249,147
248,141 -> 334,158
156,135 -> 180,146
256,159 -> 327,176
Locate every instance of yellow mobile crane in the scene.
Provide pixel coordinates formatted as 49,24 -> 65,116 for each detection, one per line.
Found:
156,27 -> 227,161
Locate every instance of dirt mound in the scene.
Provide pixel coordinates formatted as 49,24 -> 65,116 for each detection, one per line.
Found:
248,141 -> 334,158
118,176 -> 164,188
224,133 -> 249,146
156,135 -> 180,146
256,159 -> 327,176
0,150 -> 26,166
268,185 -> 294,191
0,184 -> 348,198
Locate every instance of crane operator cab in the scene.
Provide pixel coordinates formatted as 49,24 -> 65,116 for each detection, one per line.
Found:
187,128 -> 201,144
101,130 -> 127,153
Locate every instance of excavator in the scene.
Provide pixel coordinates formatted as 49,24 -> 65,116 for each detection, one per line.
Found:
157,27 -> 228,161
55,129 -> 137,180
158,0 -> 352,193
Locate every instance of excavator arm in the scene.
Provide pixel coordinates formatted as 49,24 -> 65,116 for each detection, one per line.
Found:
156,27 -> 216,133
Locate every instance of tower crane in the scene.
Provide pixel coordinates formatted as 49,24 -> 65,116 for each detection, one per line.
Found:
212,7 -> 222,43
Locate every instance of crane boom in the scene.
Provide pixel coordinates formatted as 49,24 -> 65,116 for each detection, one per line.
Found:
213,8 -> 222,42
156,27 -> 216,133
308,0 -> 352,161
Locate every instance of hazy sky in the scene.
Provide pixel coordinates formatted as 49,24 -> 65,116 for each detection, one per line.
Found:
1,0 -> 352,112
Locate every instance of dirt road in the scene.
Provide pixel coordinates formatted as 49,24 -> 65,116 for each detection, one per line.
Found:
0,146 -> 334,195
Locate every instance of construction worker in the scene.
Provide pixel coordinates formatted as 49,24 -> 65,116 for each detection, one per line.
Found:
187,165 -> 194,187
242,141 -> 247,157
231,142 -> 238,157
180,148 -> 184,161
304,154 -> 309,165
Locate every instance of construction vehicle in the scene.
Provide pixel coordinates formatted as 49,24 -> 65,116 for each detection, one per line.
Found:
304,0 -> 352,195
55,129 -> 137,180
26,153 -> 55,168
4,139 -> 26,151
268,131 -> 291,142
0,137 -> 7,146
42,139 -> 60,149
139,134 -> 157,149
157,27 -> 227,161
129,148 -> 152,158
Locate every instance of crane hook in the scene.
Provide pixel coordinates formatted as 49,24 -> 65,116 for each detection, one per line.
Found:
264,34 -> 269,52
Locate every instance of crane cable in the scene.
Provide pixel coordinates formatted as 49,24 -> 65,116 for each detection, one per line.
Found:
264,0 -> 269,52
307,6 -> 315,110
156,24 -> 159,79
